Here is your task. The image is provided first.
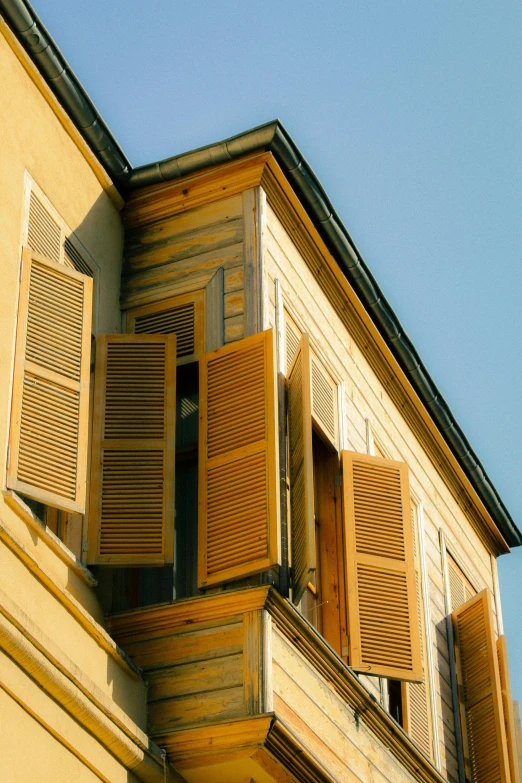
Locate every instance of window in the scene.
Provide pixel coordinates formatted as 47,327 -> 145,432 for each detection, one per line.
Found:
9,181 -> 97,556
284,328 -> 422,683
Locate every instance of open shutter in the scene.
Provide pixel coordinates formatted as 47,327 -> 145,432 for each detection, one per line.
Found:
402,503 -> 433,758
88,334 -> 176,565
198,329 -> 279,587
7,248 -> 92,513
452,590 -> 511,783
497,636 -> 520,783
288,335 -> 315,604
342,451 -> 422,681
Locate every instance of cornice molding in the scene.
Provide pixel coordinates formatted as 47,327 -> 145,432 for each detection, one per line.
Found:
0,514 -> 140,678
0,603 -> 181,782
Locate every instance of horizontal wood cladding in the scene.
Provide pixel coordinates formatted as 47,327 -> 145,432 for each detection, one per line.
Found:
261,159 -> 506,556
121,193 -> 245,343
118,614 -> 246,735
122,153 -> 271,229
109,587 -> 446,783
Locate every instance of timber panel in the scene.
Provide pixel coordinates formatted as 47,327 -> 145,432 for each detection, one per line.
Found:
121,195 -> 244,342
110,612 -> 251,736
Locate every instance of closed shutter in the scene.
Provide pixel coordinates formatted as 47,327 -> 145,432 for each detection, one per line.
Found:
88,334 -> 176,565
27,191 -> 61,263
310,351 -> 338,448
452,590 -> 510,783
288,335 -> 315,604
497,635 -> 520,783
126,291 -> 205,364
448,554 -> 476,612
402,503 -> 433,758
198,329 -> 280,587
7,248 -> 92,513
342,451 -> 422,681
284,313 -> 301,373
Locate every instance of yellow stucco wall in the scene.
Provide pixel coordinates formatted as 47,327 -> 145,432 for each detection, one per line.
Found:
0,24 -> 164,783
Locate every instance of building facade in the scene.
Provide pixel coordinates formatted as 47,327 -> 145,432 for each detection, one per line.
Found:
0,2 -> 520,782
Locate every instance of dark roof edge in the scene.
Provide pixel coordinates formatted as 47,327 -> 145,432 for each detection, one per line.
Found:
2,1 -> 519,548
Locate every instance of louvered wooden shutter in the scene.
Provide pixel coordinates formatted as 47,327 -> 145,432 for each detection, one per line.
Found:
7,248 -> 92,512
198,329 -> 280,587
497,635 -> 520,783
27,191 -> 61,263
310,351 -> 338,448
402,503 -> 433,758
126,292 -> 205,364
88,334 -> 176,565
448,554 -> 476,612
288,335 -> 315,604
285,316 -> 301,373
341,451 -> 422,681
452,590 -> 510,783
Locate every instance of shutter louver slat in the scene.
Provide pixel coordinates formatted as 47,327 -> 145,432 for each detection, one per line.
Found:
135,302 -> 196,358
8,249 -> 92,512
64,237 -> 94,278
285,318 -> 301,373
452,590 -> 511,783
199,329 -> 279,587
128,292 -> 205,364
288,335 -> 315,605
88,334 -> 176,565
27,192 -> 61,263
342,451 -> 422,681
310,355 -> 337,447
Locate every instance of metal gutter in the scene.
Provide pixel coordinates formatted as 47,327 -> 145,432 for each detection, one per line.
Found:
2,0 -> 519,547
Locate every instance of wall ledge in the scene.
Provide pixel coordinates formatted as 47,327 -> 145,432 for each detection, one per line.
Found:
3,490 -> 96,587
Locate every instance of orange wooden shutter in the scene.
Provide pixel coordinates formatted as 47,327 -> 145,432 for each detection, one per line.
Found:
7,248 -> 92,513
402,503 -> 433,758
87,334 -> 176,565
198,329 -> 280,587
288,335 -> 315,604
452,590 -> 510,783
341,451 -> 422,681
497,635 -> 520,783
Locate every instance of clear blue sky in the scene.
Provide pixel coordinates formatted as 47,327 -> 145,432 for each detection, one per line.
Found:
33,1 -> 522,698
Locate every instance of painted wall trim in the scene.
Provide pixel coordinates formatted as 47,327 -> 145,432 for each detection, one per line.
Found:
0,514 -> 141,678
0,605 -> 181,782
